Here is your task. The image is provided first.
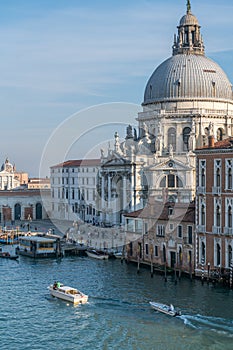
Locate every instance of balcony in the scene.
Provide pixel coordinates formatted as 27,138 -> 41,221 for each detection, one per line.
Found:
196,186 -> 206,195
212,186 -> 221,195
196,225 -> 206,233
212,226 -> 221,234
224,227 -> 233,235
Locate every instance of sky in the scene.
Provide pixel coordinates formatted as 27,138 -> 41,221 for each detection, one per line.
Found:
0,0 -> 233,176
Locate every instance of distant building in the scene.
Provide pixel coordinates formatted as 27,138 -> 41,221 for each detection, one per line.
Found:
0,158 -> 21,190
0,189 -> 49,223
14,172 -> 29,186
124,200 -> 195,274
50,159 -> 100,222
28,178 -> 50,190
195,137 -> 233,277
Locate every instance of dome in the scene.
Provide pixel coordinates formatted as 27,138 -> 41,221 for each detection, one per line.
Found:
179,12 -> 199,26
143,54 -> 233,104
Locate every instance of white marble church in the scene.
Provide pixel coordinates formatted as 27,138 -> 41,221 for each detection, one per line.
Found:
98,1 -> 233,226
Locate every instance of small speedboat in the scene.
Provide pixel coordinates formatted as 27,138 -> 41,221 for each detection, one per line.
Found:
149,301 -> 181,317
48,282 -> 88,305
86,249 -> 109,260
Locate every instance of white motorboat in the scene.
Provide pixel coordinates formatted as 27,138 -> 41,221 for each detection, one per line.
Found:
86,249 -> 109,260
48,282 -> 88,305
149,301 -> 181,317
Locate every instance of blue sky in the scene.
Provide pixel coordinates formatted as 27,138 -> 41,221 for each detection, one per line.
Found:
0,0 -> 233,176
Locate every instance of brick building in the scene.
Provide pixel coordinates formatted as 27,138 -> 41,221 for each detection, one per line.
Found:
195,137 -> 233,277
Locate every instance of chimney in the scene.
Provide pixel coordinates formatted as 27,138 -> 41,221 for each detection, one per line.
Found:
208,135 -> 215,148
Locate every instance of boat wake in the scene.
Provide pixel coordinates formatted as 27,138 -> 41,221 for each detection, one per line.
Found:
179,314 -> 233,336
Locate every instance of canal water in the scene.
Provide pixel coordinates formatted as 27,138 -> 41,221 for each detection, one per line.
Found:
0,248 -> 233,350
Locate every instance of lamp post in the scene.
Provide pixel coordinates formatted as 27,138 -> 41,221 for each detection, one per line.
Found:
207,262 -> 210,284
201,257 -> 205,285
230,260 -> 233,289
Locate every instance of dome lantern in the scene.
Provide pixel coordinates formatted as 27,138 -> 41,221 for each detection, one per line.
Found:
173,0 -> 205,56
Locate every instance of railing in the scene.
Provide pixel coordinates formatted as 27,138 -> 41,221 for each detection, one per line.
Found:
212,186 -> 221,195
224,227 -> 233,235
196,225 -> 206,233
138,108 -> 233,118
212,226 -> 221,234
196,186 -> 206,195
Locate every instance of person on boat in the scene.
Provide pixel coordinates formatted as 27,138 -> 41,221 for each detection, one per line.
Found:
53,281 -> 58,290
169,304 -> 174,312
56,281 -> 61,288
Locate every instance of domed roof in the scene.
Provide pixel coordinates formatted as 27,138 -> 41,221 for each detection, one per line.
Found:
179,12 -> 199,26
143,54 -> 233,104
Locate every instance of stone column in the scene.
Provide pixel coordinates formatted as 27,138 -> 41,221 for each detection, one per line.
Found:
123,174 -> 127,211
101,174 -> 105,222
108,173 -> 111,205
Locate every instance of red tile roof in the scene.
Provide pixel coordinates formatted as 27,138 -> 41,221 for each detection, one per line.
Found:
124,201 -> 195,223
50,159 -> 100,168
196,137 -> 233,150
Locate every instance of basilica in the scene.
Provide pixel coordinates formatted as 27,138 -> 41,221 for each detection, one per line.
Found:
98,0 -> 233,226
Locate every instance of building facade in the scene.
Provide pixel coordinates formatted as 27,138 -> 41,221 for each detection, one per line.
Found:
50,159 -> 100,222
124,201 -> 195,274
0,190 -> 48,223
195,137 -> 233,277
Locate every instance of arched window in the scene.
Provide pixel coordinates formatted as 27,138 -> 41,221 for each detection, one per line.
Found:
201,204 -> 205,226
228,206 -> 232,228
216,168 -> 221,187
217,128 -> 223,141
216,205 -> 221,227
183,127 -> 191,151
168,127 -> 176,151
216,243 -> 221,266
228,245 -> 232,268
228,167 -> 232,189
201,241 -> 205,262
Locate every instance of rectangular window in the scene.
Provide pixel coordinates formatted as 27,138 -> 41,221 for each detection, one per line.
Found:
169,223 -> 174,231
214,159 -> 221,188
177,225 -> 183,238
126,219 -> 134,232
188,226 -> 193,244
157,224 -> 165,236
145,243 -> 149,255
154,245 -> 158,257
135,220 -> 142,233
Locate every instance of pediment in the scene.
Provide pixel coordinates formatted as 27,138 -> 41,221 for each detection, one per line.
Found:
148,158 -> 192,171
103,152 -> 129,166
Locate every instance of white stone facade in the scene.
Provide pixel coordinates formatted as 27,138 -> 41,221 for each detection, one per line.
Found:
50,159 -> 100,222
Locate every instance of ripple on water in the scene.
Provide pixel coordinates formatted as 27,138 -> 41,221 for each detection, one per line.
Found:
0,256 -> 233,350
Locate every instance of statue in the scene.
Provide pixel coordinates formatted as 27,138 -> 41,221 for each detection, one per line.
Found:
208,122 -> 214,136
169,144 -> 173,158
126,125 -> 133,139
